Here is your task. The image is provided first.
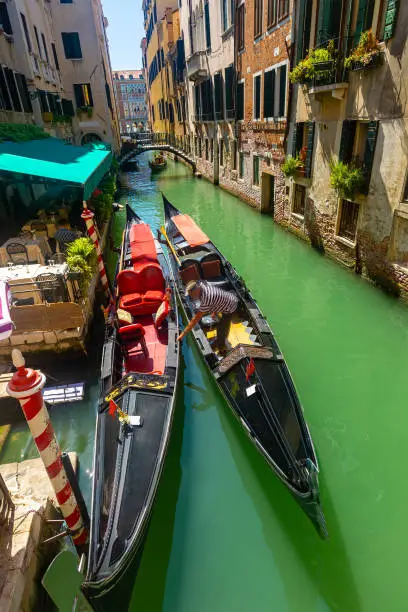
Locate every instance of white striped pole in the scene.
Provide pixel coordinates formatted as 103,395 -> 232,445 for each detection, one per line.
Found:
6,350 -> 88,551
81,203 -> 112,301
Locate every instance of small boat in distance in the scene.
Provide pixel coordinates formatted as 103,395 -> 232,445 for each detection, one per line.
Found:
83,205 -> 179,610
162,194 -> 327,538
149,153 -> 167,172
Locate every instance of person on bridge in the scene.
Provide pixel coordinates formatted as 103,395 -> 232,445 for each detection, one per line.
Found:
178,280 -> 238,354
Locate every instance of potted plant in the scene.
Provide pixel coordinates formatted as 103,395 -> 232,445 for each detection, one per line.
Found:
345,30 -> 382,71
329,158 -> 365,200
281,155 -> 303,179
66,237 -> 96,294
289,41 -> 335,85
76,106 -> 94,118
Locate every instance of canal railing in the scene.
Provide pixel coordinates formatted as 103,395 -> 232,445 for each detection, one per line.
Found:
0,472 -> 14,527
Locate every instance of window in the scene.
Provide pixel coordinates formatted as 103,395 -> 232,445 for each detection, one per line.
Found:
0,66 -> 12,110
231,140 -> 237,170
61,98 -> 75,116
268,0 -> 276,28
291,121 -> 316,178
353,0 -> 376,45
60,0 -> 74,3
61,32 -> 82,59
219,139 -> 224,166
20,13 -> 32,53
34,27 -> 42,59
338,119 -> 379,194
278,64 -> 287,116
293,184 -> 306,216
200,78 -> 213,120
403,175 -> 408,202
205,139 -> 209,160
237,3 -> 245,50
198,137 -> 202,157
214,73 -> 223,120
254,0 -> 263,38
0,3 -> 12,35
264,70 -> 275,119
74,83 -> 93,107
338,200 -> 360,242
316,0 -> 342,46
204,0 -> 211,49
254,74 -> 261,120
4,68 -> 22,112
277,0 -> 289,21
239,152 -> 245,178
51,43 -> 60,71
296,0 -> 313,62
253,155 -> 260,185
225,65 -> 234,119
237,81 -> 244,120
210,139 -> 214,162
15,73 -> 32,113
390,213 -> 408,266
264,63 -> 287,119
41,33 -> 49,63
222,0 -> 228,31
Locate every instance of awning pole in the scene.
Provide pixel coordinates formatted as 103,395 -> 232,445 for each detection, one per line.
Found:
81,201 -> 112,301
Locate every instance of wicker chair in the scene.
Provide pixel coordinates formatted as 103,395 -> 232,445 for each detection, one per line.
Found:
6,242 -> 29,264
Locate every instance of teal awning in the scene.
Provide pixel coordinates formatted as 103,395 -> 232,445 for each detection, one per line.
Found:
0,138 -> 112,200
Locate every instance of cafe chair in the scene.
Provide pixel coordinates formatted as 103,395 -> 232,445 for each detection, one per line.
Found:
30,220 -> 48,237
18,230 -> 33,240
35,272 -> 65,303
6,242 -> 30,264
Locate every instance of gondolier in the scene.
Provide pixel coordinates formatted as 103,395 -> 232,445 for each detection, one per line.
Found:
178,280 -> 238,353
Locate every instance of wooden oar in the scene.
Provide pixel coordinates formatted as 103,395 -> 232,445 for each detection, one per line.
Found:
160,225 -> 181,265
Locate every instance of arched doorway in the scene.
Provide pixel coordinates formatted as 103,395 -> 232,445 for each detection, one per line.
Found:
81,133 -> 103,146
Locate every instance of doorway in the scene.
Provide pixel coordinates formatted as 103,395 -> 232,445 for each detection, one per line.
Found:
261,172 -> 275,215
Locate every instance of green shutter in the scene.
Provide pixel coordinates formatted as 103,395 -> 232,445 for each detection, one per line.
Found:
254,75 -> 261,119
290,122 -> 302,157
383,0 -> 399,40
237,83 -> 244,120
225,65 -> 234,116
305,121 -> 315,178
339,120 -> 356,163
214,73 -> 223,119
264,70 -> 275,118
279,65 -> 287,117
316,0 -> 342,46
296,0 -> 312,62
353,0 -> 375,45
204,1 -> 211,49
362,120 -> 379,194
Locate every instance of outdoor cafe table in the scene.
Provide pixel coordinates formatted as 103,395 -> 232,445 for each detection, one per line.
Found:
0,263 -> 70,305
0,236 -> 52,266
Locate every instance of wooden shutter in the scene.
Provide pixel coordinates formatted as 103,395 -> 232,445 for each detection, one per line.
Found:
383,0 -> 399,40
225,65 -> 234,117
62,98 -> 74,117
254,74 -> 261,119
353,0 -> 375,45
339,120 -> 357,163
362,120 -> 379,194
305,122 -> 315,178
278,64 -> 287,117
291,122 -> 303,157
204,1 -> 211,49
264,70 -> 275,118
74,84 -> 85,107
316,0 -> 342,46
214,72 -> 223,119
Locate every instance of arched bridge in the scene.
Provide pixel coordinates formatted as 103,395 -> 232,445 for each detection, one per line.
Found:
120,133 -> 196,172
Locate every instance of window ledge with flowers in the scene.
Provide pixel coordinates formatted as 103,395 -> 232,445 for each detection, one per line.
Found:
345,31 -> 384,72
290,40 -> 348,96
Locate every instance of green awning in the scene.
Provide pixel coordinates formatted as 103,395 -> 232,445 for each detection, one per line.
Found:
0,138 -> 112,200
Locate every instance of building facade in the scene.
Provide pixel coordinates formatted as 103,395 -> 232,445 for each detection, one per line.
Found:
0,0 -> 119,150
113,69 -> 148,134
284,0 -> 408,298
143,1 -> 187,142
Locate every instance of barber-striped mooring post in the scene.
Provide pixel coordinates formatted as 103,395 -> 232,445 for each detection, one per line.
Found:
81,203 -> 112,301
6,349 -> 88,552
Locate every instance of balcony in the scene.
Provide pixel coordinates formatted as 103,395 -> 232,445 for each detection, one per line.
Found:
186,51 -> 208,82
307,60 -> 348,100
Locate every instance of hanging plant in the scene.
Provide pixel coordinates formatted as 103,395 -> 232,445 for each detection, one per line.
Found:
289,41 -> 335,84
329,159 -> 365,200
345,30 -> 382,71
281,156 -> 303,178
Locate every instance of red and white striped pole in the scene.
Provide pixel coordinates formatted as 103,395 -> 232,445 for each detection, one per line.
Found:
81,202 -> 112,301
6,349 -> 88,551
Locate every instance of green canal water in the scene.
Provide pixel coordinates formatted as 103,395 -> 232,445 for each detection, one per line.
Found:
2,152 -> 408,611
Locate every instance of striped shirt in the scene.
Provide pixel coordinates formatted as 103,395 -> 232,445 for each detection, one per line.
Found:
196,281 -> 238,314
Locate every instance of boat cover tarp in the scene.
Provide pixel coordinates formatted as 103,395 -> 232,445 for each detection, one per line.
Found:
129,223 -> 158,264
172,214 -> 209,247
0,138 -> 112,200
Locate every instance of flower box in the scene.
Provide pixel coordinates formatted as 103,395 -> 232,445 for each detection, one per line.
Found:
348,52 -> 383,72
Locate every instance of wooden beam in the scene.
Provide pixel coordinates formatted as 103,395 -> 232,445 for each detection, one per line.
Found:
11,303 -> 84,333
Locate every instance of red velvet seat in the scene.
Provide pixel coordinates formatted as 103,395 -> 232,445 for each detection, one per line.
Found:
118,323 -> 148,359
117,263 -> 165,316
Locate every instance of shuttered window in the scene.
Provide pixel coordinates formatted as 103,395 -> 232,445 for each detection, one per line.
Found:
339,120 -> 357,163
263,70 -> 275,118
34,26 -> 42,59
353,0 -> 375,44
296,0 -> 312,62
254,74 -> 261,119
291,122 -> 304,157
225,65 -> 234,118
222,0 -> 228,31
219,139 -> 224,166
194,85 -> 201,119
277,0 -> 289,21
39,90 -> 49,112
237,82 -> 244,120
204,1 -> 211,49
316,0 -> 342,46
361,120 -> 379,194
4,68 -> 21,112
237,3 -> 245,51
338,200 -> 359,241
214,72 -> 224,120
20,13 -> 32,53
61,32 -> 82,59
268,0 -> 276,28
278,64 -> 287,117
15,73 -> 32,113
41,33 -> 49,63
169,102 -> 174,123
51,43 -> 60,71
62,98 -> 75,117
74,83 -> 93,108
253,155 -> 260,185
254,0 -> 263,38
0,66 -> 12,110
305,121 -> 315,178
0,2 -> 12,35
383,0 -> 399,40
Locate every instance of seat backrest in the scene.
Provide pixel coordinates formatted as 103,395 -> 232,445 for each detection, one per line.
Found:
201,256 -> 222,280
117,269 -> 141,295
137,263 -> 165,292
180,260 -> 201,284
7,242 -> 27,256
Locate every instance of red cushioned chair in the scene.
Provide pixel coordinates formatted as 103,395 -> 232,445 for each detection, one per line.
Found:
117,263 -> 165,316
118,323 -> 148,359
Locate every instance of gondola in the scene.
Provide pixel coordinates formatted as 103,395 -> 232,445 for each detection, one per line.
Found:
162,194 -> 327,538
149,154 -> 167,172
83,205 -> 180,610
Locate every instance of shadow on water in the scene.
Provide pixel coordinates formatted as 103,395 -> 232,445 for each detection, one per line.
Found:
128,349 -> 187,612
212,370 -> 362,612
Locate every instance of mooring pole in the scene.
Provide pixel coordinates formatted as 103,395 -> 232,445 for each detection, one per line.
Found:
6,350 -> 88,553
81,202 -> 112,301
